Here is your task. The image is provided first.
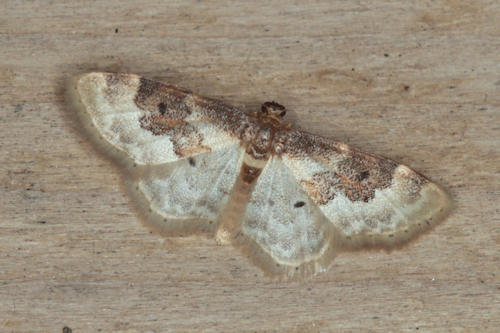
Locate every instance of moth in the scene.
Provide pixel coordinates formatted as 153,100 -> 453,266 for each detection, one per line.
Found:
68,72 -> 451,278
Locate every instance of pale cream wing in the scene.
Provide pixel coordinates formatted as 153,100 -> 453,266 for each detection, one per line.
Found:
277,130 -> 451,248
239,156 -> 338,277
68,72 -> 249,165
129,144 -> 245,235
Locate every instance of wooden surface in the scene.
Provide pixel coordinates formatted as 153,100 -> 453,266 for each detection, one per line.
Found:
1,1 -> 499,332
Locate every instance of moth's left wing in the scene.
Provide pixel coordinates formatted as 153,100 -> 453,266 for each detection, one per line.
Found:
277,130 -> 451,249
69,72 -> 250,235
129,144 -> 245,235
68,72 -> 249,165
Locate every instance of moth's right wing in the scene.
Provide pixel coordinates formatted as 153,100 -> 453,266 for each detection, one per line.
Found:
68,72 -> 249,165
238,156 -> 339,278
277,130 -> 451,249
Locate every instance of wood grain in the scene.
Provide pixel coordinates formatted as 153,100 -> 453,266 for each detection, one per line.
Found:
1,1 -> 498,332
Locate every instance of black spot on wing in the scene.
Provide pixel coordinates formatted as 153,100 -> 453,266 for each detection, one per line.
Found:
158,102 -> 167,115
294,201 -> 306,208
358,170 -> 370,181
188,157 -> 196,167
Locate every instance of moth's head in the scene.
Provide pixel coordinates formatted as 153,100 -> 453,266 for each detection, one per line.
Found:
261,101 -> 286,118
259,101 -> 287,129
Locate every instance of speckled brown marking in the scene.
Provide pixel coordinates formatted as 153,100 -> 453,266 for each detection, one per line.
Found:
281,129 -> 409,203
241,163 -> 263,184
138,112 -> 209,157
189,94 -> 254,139
168,124 -> 207,157
99,75 -> 429,207
300,160 -> 397,204
337,171 -> 373,202
300,171 -> 340,205
400,170 -> 428,200
104,73 -> 130,87
337,150 -> 397,196
107,73 -> 431,208
131,72 -> 423,203
139,113 -> 186,135
275,130 -> 343,158
134,77 -> 192,119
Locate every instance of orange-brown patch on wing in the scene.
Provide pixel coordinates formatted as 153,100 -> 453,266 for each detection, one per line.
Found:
139,114 -> 186,135
177,145 -> 211,157
336,172 -> 372,202
301,155 -> 406,205
332,149 -> 402,202
278,130 -> 419,204
138,112 -> 207,158
300,171 -> 338,205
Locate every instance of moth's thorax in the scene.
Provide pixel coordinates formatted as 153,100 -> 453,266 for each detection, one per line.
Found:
248,126 -> 272,158
239,126 -> 271,184
240,121 -> 291,184
241,111 -> 290,159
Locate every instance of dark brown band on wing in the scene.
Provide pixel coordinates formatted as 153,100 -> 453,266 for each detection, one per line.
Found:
335,150 -> 398,202
132,77 -> 210,157
134,77 -> 192,118
300,159 -> 428,204
300,162 -> 397,204
277,130 -> 431,204
134,77 -> 256,142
